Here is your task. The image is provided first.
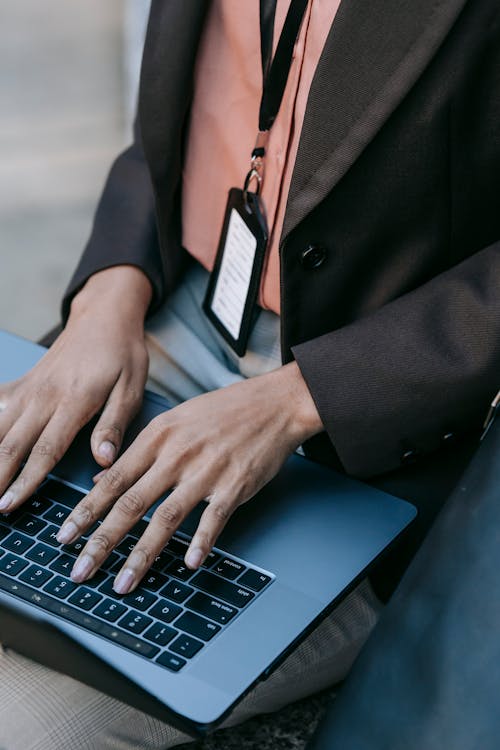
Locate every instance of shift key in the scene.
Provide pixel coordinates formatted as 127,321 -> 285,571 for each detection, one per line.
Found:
191,571 -> 254,608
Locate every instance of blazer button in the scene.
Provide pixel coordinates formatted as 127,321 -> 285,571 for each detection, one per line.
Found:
300,244 -> 327,269
401,449 -> 417,465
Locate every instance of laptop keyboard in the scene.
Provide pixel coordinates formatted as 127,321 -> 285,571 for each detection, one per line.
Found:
0,478 -> 273,673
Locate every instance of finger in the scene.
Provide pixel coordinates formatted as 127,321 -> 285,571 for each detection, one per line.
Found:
184,493 -> 235,570
69,466 -> 166,585
92,469 -> 107,483
1,407 -> 85,512
90,372 -> 145,468
112,479 -> 204,594
0,383 -> 18,441
58,441 -> 154,549
0,407 -> 47,508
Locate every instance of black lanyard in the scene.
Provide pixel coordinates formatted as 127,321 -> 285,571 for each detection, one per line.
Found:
245,0 -> 309,194
258,0 -> 310,133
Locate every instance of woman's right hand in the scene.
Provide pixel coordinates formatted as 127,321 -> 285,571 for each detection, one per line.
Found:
0,264 -> 152,515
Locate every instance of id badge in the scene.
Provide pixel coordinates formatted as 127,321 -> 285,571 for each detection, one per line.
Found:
203,187 -> 268,356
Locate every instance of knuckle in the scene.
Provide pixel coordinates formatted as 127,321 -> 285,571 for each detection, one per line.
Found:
0,442 -> 20,462
154,501 -> 182,529
74,503 -> 96,526
116,490 -> 145,519
210,502 -> 231,524
102,467 -> 125,493
88,531 -> 113,555
33,439 -> 62,464
94,422 -> 123,441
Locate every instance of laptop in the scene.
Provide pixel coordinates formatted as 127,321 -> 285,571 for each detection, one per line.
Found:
0,329 -> 416,737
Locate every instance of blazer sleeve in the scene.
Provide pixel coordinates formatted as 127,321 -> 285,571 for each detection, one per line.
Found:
61,119 -> 164,323
293,242 -> 500,478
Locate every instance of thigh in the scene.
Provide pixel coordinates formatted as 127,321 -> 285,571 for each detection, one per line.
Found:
0,580 -> 381,749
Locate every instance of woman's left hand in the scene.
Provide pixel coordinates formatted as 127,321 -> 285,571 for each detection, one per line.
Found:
57,361 -> 323,594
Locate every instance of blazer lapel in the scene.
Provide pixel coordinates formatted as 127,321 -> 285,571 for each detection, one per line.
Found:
283,0 -> 468,238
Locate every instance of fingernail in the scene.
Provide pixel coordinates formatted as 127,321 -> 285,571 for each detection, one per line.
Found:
56,521 -> 79,545
71,554 -> 94,582
114,568 -> 135,595
185,547 -> 204,569
0,491 -> 15,512
98,441 -> 116,464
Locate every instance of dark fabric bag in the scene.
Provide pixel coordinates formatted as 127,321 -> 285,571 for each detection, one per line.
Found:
307,410 -> 500,750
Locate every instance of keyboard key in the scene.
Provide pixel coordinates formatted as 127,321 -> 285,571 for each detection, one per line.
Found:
116,537 -> 136,556
175,611 -> 220,642
26,543 -> 59,565
140,570 -> 168,592
62,537 -> 87,556
192,570 -> 254,608
156,651 -> 186,672
3,532 -> 35,555
99,578 -> 124,599
238,569 -> 272,592
170,633 -> 203,659
49,554 -> 75,577
160,579 -> 193,603
43,575 -> 77,598
19,565 -> 53,588
186,591 -> 237,625
0,525 -> 10,541
165,537 -> 189,557
151,550 -> 174,572
68,587 -> 103,611
40,480 -> 85,508
117,611 -> 153,634
38,524 -> 62,547
123,588 -> 156,612
93,598 -> 127,622
84,569 -> 107,589
143,622 -> 177,647
165,560 -> 194,582
0,553 -> 29,576
44,504 -> 70,524
100,551 -> 121,572
24,495 -> 51,515
13,514 -> 47,537
212,558 -> 245,580
149,599 -> 182,624
201,549 -> 221,569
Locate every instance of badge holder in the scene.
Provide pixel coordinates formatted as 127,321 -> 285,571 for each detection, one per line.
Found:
203,161 -> 269,357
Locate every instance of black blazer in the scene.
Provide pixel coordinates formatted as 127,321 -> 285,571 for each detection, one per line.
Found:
63,0 -> 500,591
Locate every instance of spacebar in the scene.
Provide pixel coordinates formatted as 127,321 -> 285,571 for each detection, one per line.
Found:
0,573 -> 159,658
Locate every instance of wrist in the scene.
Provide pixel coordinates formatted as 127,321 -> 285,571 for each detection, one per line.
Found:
69,265 -> 153,325
278,361 -> 324,444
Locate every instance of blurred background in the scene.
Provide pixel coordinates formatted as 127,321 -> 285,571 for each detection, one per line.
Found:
0,0 -> 150,340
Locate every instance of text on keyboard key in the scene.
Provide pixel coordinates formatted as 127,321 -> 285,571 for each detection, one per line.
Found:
160,579 -> 193,603
156,651 -> 186,672
26,543 -> 59,565
0,554 -> 29,576
43,576 -> 77,598
149,599 -> 182,624
175,611 -> 221,642
93,598 -> 127,622
143,623 -> 177,647
169,633 -> 203,659
118,611 -> 153,634
19,565 -> 53,588
192,571 -> 254,608
3,532 -> 34,555
237,569 -> 271,591
212,558 -> 245,580
186,592 -> 237,625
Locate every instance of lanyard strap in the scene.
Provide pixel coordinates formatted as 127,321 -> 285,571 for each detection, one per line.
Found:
244,0 -> 309,197
258,0 -> 309,133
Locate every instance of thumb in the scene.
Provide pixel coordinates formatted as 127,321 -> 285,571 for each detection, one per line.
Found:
90,376 -> 143,467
